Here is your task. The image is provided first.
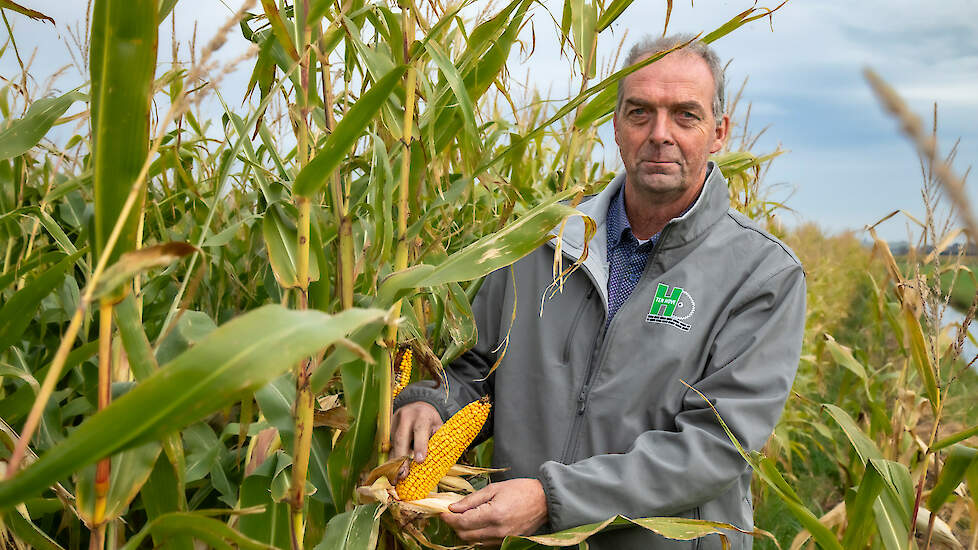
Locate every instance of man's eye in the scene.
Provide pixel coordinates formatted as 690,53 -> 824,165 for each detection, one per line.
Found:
679,111 -> 700,121
629,108 -> 646,117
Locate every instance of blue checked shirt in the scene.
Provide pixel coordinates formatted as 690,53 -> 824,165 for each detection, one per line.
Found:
606,186 -> 661,325
606,187 -> 698,324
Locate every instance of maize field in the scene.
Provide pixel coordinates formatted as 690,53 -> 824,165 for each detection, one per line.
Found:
0,0 -> 976,549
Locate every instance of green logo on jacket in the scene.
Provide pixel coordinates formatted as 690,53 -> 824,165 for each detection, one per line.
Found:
647,282 -> 695,331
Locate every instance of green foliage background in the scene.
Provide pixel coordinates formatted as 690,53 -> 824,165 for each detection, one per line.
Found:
0,1 -> 976,549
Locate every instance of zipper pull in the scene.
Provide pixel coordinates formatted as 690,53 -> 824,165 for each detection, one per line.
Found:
577,387 -> 588,414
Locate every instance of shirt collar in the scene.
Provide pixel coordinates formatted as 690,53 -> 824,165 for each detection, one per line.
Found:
607,184 -> 699,250
606,184 -> 631,249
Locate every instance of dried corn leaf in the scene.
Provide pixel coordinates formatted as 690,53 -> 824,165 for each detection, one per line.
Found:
356,476 -> 464,517
317,394 -> 341,410
314,407 -> 350,430
915,508 -> 963,550
436,475 -> 474,494
446,463 -> 508,476
365,456 -> 410,486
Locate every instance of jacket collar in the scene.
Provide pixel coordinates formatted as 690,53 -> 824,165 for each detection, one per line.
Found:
551,161 -> 729,281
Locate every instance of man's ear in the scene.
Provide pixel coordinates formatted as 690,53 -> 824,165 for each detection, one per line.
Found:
710,114 -> 730,153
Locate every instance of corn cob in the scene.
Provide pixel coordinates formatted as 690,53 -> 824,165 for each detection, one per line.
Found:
395,396 -> 491,500
392,347 -> 412,399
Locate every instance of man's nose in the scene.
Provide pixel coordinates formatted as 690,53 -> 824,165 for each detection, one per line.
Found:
648,112 -> 674,145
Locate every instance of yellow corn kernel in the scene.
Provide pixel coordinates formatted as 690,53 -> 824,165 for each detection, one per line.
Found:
392,348 -> 412,399
395,396 -> 491,501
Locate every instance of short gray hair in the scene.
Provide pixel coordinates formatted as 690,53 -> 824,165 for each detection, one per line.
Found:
616,34 -> 725,125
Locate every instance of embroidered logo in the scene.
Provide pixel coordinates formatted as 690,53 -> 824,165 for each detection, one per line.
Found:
647,282 -> 695,332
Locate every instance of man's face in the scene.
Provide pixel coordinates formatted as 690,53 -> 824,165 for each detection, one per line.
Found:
613,52 -> 729,202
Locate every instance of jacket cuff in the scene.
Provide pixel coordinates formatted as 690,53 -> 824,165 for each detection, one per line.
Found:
538,461 -> 565,531
392,381 -> 459,422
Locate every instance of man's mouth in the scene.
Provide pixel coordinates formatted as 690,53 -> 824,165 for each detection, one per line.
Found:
640,160 -> 680,170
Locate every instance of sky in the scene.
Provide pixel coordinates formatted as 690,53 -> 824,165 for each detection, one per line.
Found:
2,0 -> 976,242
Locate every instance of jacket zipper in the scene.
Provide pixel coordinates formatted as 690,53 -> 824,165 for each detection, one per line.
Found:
561,285 -> 596,364
561,226 -> 673,462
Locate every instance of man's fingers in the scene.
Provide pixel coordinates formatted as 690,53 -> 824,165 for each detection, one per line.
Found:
396,460 -> 410,483
448,486 -> 494,513
412,423 -> 430,462
441,503 -> 496,532
391,411 -> 413,460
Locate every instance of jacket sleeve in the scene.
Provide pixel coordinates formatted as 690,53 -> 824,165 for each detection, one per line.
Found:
392,267 -> 509,434
538,263 -> 806,530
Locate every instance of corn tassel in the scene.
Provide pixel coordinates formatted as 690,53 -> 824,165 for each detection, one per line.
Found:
396,396 -> 491,501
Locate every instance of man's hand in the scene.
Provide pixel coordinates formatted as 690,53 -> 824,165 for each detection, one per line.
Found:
391,401 -> 443,479
441,478 -> 548,545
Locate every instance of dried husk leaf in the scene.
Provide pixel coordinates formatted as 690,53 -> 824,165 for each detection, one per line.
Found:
436,475 -> 474,494
314,407 -> 350,430
356,476 -> 465,517
446,464 -> 508,476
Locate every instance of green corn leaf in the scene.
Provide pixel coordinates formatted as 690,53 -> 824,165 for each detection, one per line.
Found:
574,85 -> 617,130
569,0 -> 598,78
310,321 -> 386,394
0,90 -> 82,160
315,503 -> 381,550
75,441 -> 162,525
91,242 -> 196,301
873,496 -> 908,550
927,445 -> 978,511
702,5 -> 783,44
425,40 -> 478,147
458,0 -> 525,72
932,425 -> 978,451
903,307 -> 941,412
119,510 -> 277,550
254,373 -> 297,440
90,0 -> 157,271
33,207 -> 78,255
479,39 -> 687,172
866,460 -> 913,550
327,346 -> 382,506
432,0 -> 531,153
966,461 -> 978,513
822,403 -> 883,463
375,186 -> 587,307
0,250 -> 84,356
595,0 -> 634,31
686,383 -> 842,550
842,460 -> 886,550
0,507 -> 64,550
306,0 -> 332,23
237,456 -> 292,548
0,305 -> 386,509
203,213 -> 260,247
155,310 -> 217,365
262,203 -> 320,288
0,250 -> 65,293
0,0 -> 53,23
113,294 -> 159,381
293,64 -> 407,198
259,0 -> 299,61
140,457 -> 193,549
158,0 -> 179,22
501,514 -> 775,549
823,334 -> 869,383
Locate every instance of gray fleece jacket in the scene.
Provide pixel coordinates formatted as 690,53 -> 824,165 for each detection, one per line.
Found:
395,163 -> 806,550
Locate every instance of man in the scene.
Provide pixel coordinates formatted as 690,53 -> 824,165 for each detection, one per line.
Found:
392,34 -> 806,549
